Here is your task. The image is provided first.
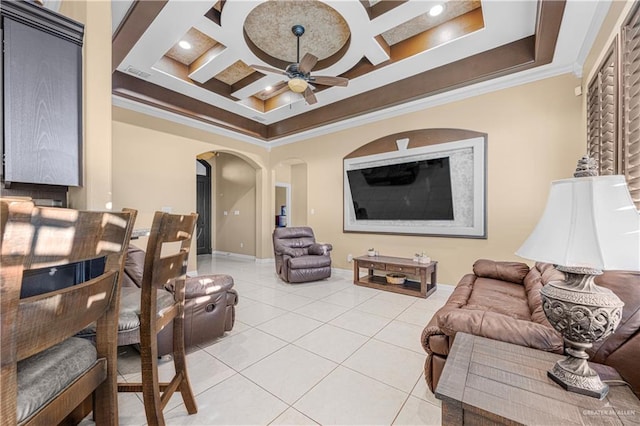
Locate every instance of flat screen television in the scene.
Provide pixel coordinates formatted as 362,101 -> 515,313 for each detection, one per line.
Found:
346,157 -> 454,221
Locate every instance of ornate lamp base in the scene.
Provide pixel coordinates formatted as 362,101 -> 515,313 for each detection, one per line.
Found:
540,269 -> 623,400
547,343 -> 609,399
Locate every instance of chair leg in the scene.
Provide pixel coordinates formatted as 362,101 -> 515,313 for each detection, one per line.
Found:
173,315 -> 197,414
140,325 -> 165,426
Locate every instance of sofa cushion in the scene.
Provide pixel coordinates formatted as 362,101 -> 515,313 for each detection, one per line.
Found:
473,259 -> 530,284
122,245 -> 145,288
437,309 -> 563,353
523,263 -> 563,326
465,277 -> 530,320
589,270 -> 640,364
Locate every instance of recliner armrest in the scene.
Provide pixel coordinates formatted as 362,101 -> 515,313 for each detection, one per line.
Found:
309,243 -> 332,255
437,309 -> 564,353
164,274 -> 234,299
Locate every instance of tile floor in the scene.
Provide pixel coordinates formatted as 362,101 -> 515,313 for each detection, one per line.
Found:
115,255 -> 453,425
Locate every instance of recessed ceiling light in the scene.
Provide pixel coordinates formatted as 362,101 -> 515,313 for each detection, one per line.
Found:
265,86 -> 273,92
429,4 -> 444,17
178,40 -> 192,50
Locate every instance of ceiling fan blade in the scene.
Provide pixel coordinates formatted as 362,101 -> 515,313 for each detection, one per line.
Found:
250,64 -> 286,75
269,81 -> 289,92
303,86 -> 318,105
312,75 -> 349,87
298,53 -> 318,74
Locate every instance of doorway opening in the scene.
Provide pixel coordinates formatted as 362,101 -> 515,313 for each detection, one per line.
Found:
196,159 -> 212,255
275,182 -> 291,228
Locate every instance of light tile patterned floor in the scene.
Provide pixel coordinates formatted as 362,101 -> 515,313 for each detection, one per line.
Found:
115,255 -> 451,425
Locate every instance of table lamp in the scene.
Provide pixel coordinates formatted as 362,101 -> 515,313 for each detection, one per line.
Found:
516,157 -> 640,399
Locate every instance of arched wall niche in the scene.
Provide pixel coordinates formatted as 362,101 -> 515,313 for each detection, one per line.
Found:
344,128 -> 486,159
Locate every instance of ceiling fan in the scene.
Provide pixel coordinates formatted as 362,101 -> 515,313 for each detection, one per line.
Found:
250,24 -> 349,105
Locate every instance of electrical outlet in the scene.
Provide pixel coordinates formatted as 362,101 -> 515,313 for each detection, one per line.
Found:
240,242 -> 244,248
234,210 -> 240,215
347,254 -> 353,262
223,211 -> 228,216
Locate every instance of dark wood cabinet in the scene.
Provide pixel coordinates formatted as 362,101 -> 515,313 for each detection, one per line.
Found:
1,0 -> 84,191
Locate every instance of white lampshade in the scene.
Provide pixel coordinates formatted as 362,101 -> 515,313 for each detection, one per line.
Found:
516,175 -> 640,271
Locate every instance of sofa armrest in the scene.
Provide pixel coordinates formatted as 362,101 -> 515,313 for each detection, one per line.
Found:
421,324 -> 447,354
438,309 -> 564,353
309,243 -> 332,255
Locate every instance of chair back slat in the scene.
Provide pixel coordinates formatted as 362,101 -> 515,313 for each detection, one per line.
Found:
16,272 -> 117,361
143,212 -> 197,290
151,252 -> 190,290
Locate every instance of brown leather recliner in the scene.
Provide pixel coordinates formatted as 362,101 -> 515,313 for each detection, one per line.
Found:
273,226 -> 333,283
421,259 -> 640,398
119,245 -> 238,356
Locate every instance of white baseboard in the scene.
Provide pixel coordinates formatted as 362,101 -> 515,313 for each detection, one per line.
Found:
211,251 -> 276,264
212,251 -> 256,261
332,267 -> 352,279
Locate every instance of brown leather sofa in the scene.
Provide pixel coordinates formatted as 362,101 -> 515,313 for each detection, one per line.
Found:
272,226 -> 333,283
422,259 -> 640,397
120,245 -> 238,355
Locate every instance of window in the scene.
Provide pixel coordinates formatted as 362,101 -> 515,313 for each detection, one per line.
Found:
587,3 -> 640,209
587,43 -> 618,176
622,4 -> 640,208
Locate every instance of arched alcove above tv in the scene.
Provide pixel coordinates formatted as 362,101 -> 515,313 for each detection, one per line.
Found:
343,129 -> 487,238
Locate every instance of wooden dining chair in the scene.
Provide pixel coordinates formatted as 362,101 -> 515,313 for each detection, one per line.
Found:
0,199 -> 136,426
118,211 -> 199,426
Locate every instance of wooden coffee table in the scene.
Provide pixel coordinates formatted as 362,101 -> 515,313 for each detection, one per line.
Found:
353,255 -> 437,298
436,333 -> 640,425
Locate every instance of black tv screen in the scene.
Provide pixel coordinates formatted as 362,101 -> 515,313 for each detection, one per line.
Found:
347,157 -> 454,221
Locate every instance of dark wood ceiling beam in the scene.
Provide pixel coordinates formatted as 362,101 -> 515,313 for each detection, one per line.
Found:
231,72 -> 268,95
534,0 -> 566,63
112,0 -> 168,73
112,71 -> 268,139
366,1 -> 409,20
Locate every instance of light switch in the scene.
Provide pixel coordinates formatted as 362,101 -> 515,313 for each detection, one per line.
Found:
234,210 -> 240,215
223,211 -> 228,216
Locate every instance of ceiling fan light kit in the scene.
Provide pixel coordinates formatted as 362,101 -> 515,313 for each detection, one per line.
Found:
288,78 -> 308,93
250,24 -> 348,106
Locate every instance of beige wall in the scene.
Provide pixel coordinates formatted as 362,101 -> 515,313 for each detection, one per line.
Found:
291,163 -> 308,227
271,73 -> 584,285
60,1 -> 112,210
214,153 -> 257,256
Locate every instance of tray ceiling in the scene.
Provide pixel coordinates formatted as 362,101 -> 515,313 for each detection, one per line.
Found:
112,0 -> 606,144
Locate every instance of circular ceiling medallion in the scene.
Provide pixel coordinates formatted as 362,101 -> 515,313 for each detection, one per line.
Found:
244,0 -> 350,67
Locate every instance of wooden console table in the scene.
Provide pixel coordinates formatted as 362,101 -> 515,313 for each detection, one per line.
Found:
436,333 -> 640,425
353,255 -> 437,298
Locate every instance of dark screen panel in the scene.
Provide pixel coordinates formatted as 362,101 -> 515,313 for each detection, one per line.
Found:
347,157 -> 454,221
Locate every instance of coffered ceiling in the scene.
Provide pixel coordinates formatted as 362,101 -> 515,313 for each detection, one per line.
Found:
112,0 -> 609,145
